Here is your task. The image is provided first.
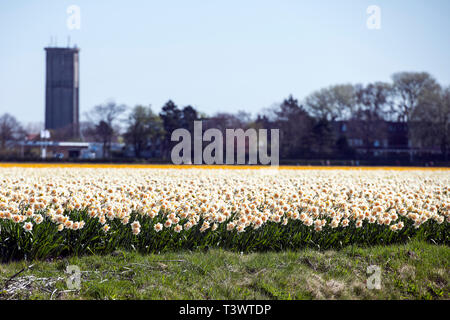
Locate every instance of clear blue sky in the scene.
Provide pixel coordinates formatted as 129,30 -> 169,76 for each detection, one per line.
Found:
1,0 -> 449,125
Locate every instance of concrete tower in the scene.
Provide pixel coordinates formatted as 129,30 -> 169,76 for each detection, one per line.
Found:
44,46 -> 80,138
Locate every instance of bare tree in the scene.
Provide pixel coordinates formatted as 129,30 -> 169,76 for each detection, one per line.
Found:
411,85 -> 450,160
352,82 -> 393,156
124,105 -> 164,158
86,101 -> 127,129
83,101 -> 127,158
391,72 -> 440,122
0,113 -> 26,150
273,95 -> 314,158
304,84 -> 357,121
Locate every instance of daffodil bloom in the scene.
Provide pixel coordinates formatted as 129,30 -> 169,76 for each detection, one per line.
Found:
23,222 -> 33,232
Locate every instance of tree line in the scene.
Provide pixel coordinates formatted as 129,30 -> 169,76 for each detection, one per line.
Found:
1,71 -> 449,161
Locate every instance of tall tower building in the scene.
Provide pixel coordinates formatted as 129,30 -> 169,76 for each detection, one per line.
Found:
44,46 -> 80,138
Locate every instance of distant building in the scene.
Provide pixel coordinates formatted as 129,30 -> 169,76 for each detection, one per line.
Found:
44,46 -> 80,138
19,136 -> 127,159
334,120 -> 441,158
20,139 -> 89,159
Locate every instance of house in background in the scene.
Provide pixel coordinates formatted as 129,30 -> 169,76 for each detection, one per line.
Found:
334,120 -> 441,159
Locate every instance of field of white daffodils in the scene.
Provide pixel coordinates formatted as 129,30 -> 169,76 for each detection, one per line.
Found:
0,166 -> 448,261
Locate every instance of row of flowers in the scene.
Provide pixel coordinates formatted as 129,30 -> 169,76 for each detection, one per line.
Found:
0,168 -> 448,238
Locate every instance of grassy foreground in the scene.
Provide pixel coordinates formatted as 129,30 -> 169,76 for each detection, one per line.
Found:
0,241 -> 448,300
